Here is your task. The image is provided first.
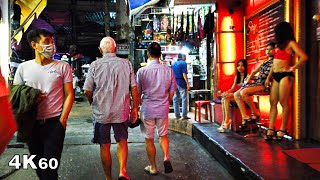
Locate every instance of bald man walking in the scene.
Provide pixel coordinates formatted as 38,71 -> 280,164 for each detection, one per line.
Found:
84,37 -> 140,180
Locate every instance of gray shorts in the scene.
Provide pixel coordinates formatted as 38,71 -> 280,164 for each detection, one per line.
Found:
140,114 -> 168,139
92,121 -> 128,144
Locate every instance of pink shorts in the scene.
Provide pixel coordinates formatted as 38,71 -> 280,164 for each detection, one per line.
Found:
140,114 -> 168,139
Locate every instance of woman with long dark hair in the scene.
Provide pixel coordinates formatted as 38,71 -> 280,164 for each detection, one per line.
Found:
264,22 -> 308,141
217,59 -> 248,132
234,42 -> 275,130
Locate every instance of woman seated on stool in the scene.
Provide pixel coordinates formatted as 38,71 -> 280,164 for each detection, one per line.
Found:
234,42 -> 275,130
264,22 -> 308,141
217,59 -> 248,133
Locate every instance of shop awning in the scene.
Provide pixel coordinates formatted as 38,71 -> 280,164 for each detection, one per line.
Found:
172,0 -> 215,6
128,0 -> 161,16
13,0 -> 47,44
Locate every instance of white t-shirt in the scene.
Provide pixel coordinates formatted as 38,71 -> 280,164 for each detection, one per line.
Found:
14,60 -> 72,119
0,69 -> 9,98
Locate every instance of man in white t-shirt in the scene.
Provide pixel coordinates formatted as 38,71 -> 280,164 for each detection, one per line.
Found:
0,69 -> 16,155
14,28 -> 74,180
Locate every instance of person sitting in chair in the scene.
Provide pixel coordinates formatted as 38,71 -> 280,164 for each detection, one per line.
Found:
217,59 -> 248,133
234,42 -> 275,129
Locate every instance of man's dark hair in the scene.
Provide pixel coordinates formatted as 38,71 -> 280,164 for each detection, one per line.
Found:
27,28 -> 54,45
266,42 -> 276,49
147,42 -> 161,58
178,53 -> 186,59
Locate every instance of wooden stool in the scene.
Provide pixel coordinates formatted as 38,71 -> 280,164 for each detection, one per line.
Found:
194,100 -> 212,123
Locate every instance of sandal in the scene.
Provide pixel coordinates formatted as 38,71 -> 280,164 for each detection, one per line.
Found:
264,128 -> 275,141
217,119 -> 232,133
217,126 -> 225,133
224,119 -> 232,129
164,160 -> 173,173
249,113 -> 259,123
144,165 -> 158,175
275,130 -> 287,141
118,176 -> 130,180
239,118 -> 250,129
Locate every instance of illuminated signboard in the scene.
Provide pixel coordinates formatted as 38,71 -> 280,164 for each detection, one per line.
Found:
245,1 -> 284,61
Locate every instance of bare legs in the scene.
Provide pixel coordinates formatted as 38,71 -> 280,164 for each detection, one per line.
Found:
221,94 -> 232,125
145,135 -> 170,172
145,138 -> 157,172
159,135 -> 170,161
100,144 -> 112,180
218,93 -> 234,132
268,77 -> 293,137
234,86 -> 264,120
268,81 -> 279,133
117,140 -> 129,178
100,140 -> 129,180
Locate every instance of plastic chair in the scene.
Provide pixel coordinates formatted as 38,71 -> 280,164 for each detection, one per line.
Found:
194,100 -> 212,123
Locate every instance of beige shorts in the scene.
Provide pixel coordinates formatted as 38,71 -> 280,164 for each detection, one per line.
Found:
140,114 -> 168,139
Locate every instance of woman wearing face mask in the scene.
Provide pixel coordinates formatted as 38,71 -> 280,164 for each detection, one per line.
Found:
13,28 -> 74,180
217,59 -> 248,133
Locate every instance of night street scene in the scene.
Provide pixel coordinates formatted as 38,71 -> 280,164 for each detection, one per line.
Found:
1,0 -> 320,180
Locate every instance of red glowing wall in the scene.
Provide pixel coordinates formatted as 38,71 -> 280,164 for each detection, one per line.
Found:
216,0 -> 244,92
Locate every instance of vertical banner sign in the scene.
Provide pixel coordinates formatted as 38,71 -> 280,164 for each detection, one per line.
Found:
245,1 -> 284,61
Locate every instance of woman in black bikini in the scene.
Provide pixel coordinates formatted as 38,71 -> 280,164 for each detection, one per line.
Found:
264,22 -> 308,141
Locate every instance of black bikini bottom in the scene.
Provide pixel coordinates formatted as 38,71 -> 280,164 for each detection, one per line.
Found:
272,72 -> 294,82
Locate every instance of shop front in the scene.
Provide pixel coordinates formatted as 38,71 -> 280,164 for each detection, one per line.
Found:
214,0 -> 309,140
130,1 -> 216,110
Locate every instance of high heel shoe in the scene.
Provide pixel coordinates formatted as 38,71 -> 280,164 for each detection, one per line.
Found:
249,113 -> 259,123
224,119 -> 232,129
264,128 -> 275,141
239,118 -> 250,129
217,126 -> 225,133
275,130 -> 287,141
217,119 -> 232,133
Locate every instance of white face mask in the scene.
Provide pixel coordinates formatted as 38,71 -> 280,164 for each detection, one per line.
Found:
37,44 -> 56,59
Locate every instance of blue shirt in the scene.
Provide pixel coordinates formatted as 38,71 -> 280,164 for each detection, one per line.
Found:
83,53 -> 137,124
171,59 -> 188,89
137,60 -> 177,119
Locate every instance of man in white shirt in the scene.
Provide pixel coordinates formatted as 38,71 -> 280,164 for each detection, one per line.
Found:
14,28 -> 74,180
84,37 -> 139,180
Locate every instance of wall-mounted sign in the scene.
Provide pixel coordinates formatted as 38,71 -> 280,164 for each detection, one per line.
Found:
245,0 -> 279,17
245,1 -> 284,61
116,44 -> 130,55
